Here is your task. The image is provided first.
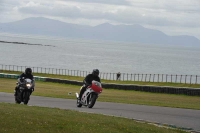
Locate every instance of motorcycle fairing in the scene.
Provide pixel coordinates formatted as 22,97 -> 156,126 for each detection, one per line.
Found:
81,88 -> 94,105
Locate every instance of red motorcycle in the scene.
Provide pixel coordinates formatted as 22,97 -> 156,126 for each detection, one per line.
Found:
76,80 -> 102,108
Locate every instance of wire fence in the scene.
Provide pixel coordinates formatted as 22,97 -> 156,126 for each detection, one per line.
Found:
0,64 -> 199,84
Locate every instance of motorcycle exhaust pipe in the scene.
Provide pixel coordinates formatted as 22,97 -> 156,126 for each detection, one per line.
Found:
75,93 -> 79,99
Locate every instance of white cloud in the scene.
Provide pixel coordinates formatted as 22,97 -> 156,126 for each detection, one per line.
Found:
0,0 -> 200,39
59,0 -> 130,5
16,1 -> 200,27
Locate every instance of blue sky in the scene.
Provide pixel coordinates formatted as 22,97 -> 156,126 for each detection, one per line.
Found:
0,0 -> 200,39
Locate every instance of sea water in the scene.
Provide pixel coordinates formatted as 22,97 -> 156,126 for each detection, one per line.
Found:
0,33 -> 200,75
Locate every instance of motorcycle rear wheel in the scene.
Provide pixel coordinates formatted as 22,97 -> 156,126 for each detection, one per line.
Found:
15,96 -> 21,104
77,99 -> 82,107
15,91 -> 21,104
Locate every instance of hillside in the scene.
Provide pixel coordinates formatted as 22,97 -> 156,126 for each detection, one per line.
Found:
0,17 -> 200,46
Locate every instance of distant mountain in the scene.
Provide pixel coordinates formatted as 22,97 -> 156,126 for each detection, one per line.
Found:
0,17 -> 200,46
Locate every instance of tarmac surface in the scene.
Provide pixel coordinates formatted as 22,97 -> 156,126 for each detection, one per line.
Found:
0,92 -> 200,132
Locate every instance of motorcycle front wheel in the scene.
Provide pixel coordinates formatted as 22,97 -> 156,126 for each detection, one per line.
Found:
87,94 -> 97,108
23,91 -> 30,105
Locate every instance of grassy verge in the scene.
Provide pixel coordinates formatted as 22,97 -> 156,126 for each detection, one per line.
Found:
0,103 -> 187,133
1,70 -> 200,88
1,78 -> 200,110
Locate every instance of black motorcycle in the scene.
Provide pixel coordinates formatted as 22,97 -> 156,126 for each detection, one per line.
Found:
15,78 -> 34,105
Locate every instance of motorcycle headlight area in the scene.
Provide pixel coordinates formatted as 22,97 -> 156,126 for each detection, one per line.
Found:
26,83 -> 31,88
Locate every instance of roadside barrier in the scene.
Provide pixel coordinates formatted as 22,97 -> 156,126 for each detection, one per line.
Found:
1,73 -> 200,96
1,64 -> 200,84
0,73 -> 46,81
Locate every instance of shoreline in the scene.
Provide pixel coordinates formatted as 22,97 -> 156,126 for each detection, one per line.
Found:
0,40 -> 55,47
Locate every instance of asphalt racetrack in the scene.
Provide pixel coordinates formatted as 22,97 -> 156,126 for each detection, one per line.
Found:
0,92 -> 200,132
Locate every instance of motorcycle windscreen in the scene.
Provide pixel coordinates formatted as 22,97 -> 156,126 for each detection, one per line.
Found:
91,81 -> 102,93
25,78 -> 32,83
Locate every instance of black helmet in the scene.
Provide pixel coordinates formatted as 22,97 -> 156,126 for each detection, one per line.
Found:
92,69 -> 99,76
25,68 -> 32,75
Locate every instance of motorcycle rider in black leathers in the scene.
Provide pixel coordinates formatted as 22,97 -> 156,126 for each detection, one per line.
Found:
14,68 -> 34,96
78,69 -> 101,101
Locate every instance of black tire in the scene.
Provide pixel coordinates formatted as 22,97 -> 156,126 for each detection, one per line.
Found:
87,94 -> 97,108
77,99 -> 82,107
15,91 -> 21,104
23,91 -> 30,105
15,96 -> 21,104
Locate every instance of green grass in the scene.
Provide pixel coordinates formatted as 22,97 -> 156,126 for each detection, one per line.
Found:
1,78 -> 200,110
1,70 -> 200,88
0,102 -> 187,133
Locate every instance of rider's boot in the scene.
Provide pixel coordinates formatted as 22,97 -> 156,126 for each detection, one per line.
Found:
77,97 -> 80,103
14,90 -> 16,96
14,87 -> 18,96
79,86 -> 86,100
78,93 -> 82,103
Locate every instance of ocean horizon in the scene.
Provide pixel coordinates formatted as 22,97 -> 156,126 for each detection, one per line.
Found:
0,33 -> 200,76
